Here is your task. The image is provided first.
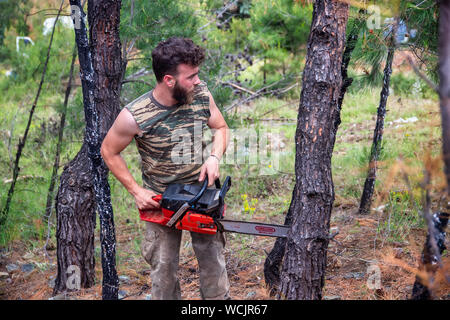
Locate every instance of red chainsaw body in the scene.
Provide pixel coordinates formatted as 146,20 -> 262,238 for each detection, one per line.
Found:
139,194 -> 226,235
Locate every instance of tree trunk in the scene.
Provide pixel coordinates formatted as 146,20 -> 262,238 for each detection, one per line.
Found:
54,144 -> 96,293
54,0 -> 123,299
359,23 -> 397,215
87,0 -> 123,300
264,2 -> 358,296
410,211 -> 449,299
278,0 -> 348,300
439,0 -> 450,194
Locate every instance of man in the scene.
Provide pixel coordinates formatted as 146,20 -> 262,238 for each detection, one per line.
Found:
101,37 -> 230,300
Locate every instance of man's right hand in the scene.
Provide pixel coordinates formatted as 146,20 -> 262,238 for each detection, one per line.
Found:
133,187 -> 161,210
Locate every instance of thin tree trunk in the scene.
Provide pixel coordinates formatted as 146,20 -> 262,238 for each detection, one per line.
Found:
264,4 -> 359,296
359,23 -> 397,215
278,0 -> 349,300
0,0 -> 64,227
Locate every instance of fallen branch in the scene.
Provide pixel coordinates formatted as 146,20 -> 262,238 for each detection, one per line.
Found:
224,79 -> 299,114
220,81 -> 256,95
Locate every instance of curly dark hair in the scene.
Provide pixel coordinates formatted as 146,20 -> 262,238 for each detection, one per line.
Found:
152,37 -> 205,83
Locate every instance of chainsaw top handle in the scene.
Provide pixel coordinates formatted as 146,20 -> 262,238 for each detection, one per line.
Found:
186,176 -> 231,217
188,176 -> 209,206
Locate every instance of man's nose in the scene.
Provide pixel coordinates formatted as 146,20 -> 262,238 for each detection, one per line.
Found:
194,76 -> 201,85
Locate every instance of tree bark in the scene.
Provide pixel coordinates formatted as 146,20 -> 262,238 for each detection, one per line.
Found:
410,211 -> 449,299
359,22 -> 397,215
87,0 -> 123,300
54,0 -> 123,299
439,0 -> 450,194
264,1 -> 357,296
278,0 -> 348,300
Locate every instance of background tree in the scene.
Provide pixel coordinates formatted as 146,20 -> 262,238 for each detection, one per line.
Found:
264,4 -> 365,296
277,0 -> 349,300
359,21 -> 398,214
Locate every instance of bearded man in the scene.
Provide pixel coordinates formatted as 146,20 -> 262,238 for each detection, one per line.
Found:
101,37 -> 230,300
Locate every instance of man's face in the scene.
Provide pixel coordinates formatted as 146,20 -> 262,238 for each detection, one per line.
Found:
171,64 -> 201,105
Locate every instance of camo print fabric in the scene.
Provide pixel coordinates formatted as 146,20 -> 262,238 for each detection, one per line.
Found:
126,82 -> 211,194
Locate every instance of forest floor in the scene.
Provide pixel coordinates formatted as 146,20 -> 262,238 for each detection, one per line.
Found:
1,191 -> 448,300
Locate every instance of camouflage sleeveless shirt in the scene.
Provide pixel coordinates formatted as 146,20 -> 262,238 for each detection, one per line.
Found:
126,82 -> 211,194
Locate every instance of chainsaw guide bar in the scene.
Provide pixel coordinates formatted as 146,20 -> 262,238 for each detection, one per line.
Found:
218,219 -> 289,238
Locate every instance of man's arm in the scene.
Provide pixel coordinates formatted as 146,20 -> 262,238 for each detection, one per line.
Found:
101,108 -> 160,210
199,92 -> 230,186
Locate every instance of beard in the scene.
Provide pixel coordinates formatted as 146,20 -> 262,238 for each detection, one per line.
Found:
172,81 -> 195,105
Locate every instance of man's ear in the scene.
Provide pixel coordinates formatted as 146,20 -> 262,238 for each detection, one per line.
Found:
163,74 -> 175,87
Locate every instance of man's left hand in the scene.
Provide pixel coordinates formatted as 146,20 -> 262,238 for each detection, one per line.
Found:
199,155 -> 220,186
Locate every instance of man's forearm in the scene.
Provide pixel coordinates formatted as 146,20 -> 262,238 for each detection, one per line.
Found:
210,126 -> 229,160
103,152 -> 141,196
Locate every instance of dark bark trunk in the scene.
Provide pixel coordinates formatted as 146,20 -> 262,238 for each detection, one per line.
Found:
410,211 -> 449,299
54,0 -> 123,299
264,3 -> 358,296
54,144 -> 96,293
359,24 -> 397,215
277,0 -> 348,300
87,0 -> 123,300
439,0 -> 450,194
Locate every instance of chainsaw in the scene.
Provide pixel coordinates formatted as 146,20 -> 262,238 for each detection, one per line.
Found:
138,176 -> 289,238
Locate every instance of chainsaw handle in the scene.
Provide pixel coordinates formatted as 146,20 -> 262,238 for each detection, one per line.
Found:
216,176 -> 231,219
188,177 -> 208,206
219,176 -> 231,199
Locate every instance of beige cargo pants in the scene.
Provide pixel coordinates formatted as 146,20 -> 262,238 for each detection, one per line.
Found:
141,220 -> 230,300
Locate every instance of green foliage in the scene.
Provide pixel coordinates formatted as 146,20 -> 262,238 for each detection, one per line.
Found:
119,0 -> 201,105
390,73 -> 416,95
349,0 -> 438,86
401,0 -> 438,81
377,190 -> 424,243
248,0 -> 312,52
200,0 -> 312,104
0,0 -> 31,48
